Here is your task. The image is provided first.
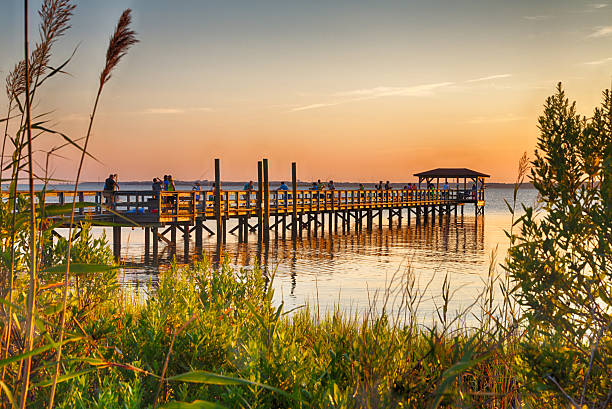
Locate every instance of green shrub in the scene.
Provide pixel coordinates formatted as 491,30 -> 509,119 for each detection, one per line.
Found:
506,83 -> 611,409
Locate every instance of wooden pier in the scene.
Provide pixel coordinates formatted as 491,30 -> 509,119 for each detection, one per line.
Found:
12,161 -> 489,261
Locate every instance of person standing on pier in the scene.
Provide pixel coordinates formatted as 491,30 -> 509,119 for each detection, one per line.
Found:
442,180 -> 449,199
167,175 -> 176,191
192,181 -> 202,201
152,178 -> 163,205
243,181 -> 254,191
277,181 -> 289,191
103,173 -> 118,208
163,175 -> 169,191
152,178 -> 162,191
328,180 -> 336,190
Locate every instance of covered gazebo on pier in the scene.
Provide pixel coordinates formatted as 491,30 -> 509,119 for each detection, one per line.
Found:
413,168 -> 489,215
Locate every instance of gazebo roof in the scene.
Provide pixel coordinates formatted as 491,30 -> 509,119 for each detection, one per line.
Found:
413,168 -> 490,178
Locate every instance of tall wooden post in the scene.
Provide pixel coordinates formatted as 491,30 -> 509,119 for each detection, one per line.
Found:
263,159 -> 270,243
113,226 -> 121,262
183,222 -> 190,258
257,161 -> 263,242
291,162 -> 297,240
195,219 -> 202,248
214,158 -> 222,246
170,225 -> 177,253
244,216 -> 249,242
144,227 -> 150,261
152,227 -> 158,263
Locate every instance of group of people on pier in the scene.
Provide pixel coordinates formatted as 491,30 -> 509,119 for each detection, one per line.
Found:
101,175 -> 483,203
152,175 -> 177,192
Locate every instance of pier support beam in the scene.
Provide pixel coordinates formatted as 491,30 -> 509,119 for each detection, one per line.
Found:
195,219 -> 202,248
171,225 -> 177,248
257,161 -> 263,242
215,158 -> 222,246
144,227 -> 150,261
113,226 -> 121,262
263,158 -> 270,243
183,222 -> 190,255
152,227 -> 159,263
242,216 -> 249,243
292,162 -> 297,241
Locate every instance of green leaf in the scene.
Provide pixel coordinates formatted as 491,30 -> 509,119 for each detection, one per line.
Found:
0,337 -> 82,369
158,400 -> 228,409
43,263 -> 118,274
35,367 -> 101,388
167,371 -> 294,400
39,202 -> 100,217
0,380 -> 17,409
429,336 -> 489,409
30,123 -> 101,164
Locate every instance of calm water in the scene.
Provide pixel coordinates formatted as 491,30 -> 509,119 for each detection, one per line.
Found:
61,185 -> 538,320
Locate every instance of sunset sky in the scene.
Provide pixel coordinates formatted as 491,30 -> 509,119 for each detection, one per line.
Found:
1,0 -> 612,183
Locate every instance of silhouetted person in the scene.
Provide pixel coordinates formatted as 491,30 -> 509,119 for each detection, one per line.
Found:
103,173 -> 118,208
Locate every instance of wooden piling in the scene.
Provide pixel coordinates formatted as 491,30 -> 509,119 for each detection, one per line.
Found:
215,158 -> 222,245
144,227 -> 150,259
152,227 -> 158,263
244,216 -> 249,242
292,162 -> 297,240
195,219 -> 202,248
257,161 -> 263,242
263,159 -> 270,243
183,222 -> 190,257
113,226 -> 121,262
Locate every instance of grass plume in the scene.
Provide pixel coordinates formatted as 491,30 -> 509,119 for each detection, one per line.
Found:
100,9 -> 139,88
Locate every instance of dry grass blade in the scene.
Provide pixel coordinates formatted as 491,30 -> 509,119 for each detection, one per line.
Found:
100,9 -> 139,87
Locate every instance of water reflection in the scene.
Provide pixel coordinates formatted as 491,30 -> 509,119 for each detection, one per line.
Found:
119,213 -> 486,315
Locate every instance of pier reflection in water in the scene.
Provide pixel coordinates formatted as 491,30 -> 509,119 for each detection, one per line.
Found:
115,211 -> 492,320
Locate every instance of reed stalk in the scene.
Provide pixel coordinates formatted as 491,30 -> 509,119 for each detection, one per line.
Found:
18,0 -> 38,407
47,9 -> 138,407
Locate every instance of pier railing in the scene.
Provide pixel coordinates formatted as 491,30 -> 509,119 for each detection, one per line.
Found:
2,187 -> 484,224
